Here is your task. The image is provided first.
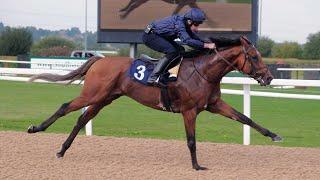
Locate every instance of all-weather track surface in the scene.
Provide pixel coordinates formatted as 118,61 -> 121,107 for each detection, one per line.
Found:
1,131 -> 320,180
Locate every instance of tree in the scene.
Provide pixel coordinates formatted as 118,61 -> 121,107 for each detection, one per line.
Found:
32,36 -> 76,49
0,27 -> 33,56
86,31 -> 105,50
31,36 -> 76,56
271,41 -> 303,59
66,27 -> 81,37
257,36 -> 275,57
303,32 -> 320,59
0,22 -> 4,32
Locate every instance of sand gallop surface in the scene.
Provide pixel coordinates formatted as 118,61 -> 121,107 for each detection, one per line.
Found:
1,131 -> 320,180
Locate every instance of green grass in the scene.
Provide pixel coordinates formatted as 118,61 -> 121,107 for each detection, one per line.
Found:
0,80 -> 319,147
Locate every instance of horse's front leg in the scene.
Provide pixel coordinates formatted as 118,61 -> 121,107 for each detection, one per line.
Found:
119,0 -> 134,12
182,108 -> 207,170
207,98 -> 282,142
119,0 -> 149,19
172,4 -> 184,15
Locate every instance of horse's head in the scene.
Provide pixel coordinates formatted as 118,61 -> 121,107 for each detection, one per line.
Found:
236,36 -> 274,86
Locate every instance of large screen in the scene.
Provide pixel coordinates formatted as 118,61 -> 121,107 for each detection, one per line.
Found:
98,0 -> 257,43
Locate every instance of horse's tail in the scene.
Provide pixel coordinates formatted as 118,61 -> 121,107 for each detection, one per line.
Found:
29,56 -> 103,84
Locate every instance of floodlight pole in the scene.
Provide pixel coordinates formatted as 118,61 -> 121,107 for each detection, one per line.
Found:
84,0 -> 92,136
84,0 -> 88,51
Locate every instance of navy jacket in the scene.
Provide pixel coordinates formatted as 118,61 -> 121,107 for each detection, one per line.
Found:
150,15 -> 204,49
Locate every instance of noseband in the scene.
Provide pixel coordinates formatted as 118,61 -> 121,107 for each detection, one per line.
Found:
240,45 -> 269,80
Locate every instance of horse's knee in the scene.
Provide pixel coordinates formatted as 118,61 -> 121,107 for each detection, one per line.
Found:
187,140 -> 195,148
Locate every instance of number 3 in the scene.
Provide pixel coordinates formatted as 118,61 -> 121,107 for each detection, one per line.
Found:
134,65 -> 146,80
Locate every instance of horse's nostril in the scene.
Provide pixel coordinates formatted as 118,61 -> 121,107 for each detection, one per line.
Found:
266,76 -> 273,85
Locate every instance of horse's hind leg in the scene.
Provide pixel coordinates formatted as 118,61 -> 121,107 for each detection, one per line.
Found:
56,96 -> 119,158
27,95 -> 96,133
27,102 -> 71,133
27,69 -> 119,133
207,98 -> 282,142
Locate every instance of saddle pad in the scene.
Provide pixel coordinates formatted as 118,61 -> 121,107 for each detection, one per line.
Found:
129,59 -> 155,85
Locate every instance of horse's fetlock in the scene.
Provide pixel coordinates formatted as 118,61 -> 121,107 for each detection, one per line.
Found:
62,143 -> 70,150
265,130 -> 276,137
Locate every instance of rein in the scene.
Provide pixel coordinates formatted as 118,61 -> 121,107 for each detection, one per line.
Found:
192,56 -> 215,83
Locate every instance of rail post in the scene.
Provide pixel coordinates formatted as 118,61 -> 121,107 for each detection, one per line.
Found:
243,84 -> 251,145
130,43 -> 137,58
83,106 -> 92,136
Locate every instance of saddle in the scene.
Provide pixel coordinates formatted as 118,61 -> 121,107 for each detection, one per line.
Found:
140,54 -> 158,63
129,54 -> 182,86
129,54 -> 182,112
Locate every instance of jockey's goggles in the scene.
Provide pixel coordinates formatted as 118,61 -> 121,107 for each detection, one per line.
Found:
192,21 -> 203,26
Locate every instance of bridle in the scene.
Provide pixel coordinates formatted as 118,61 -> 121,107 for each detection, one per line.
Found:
193,44 -> 268,84
240,45 -> 269,81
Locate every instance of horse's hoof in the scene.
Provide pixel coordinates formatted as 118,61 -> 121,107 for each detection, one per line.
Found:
272,135 -> 283,142
27,125 -> 37,133
119,13 -> 126,19
193,165 -> 208,171
56,152 -> 64,158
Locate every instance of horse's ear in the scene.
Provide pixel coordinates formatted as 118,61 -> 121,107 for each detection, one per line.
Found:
240,36 -> 250,47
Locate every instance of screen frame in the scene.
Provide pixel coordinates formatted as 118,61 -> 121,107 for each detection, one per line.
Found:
97,0 -> 258,44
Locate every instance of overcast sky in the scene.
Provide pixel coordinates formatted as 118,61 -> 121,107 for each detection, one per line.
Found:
1,0 -> 320,43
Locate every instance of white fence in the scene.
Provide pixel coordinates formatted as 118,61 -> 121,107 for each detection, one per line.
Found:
1,60 -> 320,145
221,77 -> 320,145
277,68 -> 320,71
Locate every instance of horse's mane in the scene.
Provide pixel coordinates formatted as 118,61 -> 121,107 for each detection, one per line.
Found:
183,36 -> 242,58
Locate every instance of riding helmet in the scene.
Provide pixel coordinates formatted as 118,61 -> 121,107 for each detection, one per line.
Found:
184,8 -> 206,23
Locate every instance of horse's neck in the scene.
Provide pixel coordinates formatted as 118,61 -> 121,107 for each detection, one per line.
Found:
197,47 -> 241,83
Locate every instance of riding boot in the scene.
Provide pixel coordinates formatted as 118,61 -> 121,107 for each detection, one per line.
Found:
147,56 -> 171,85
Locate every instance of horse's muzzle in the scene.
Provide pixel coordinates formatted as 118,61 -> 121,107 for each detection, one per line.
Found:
257,74 -> 273,86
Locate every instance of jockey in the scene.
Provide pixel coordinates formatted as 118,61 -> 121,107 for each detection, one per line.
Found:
142,8 -> 216,85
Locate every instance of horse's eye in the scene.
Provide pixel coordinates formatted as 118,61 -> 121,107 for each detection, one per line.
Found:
251,56 -> 258,61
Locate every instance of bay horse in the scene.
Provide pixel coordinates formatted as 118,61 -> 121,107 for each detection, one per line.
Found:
27,36 -> 282,170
